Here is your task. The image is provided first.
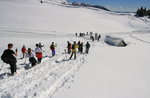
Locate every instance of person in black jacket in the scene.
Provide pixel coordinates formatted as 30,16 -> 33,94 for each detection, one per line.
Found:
79,42 -> 83,53
1,43 -> 18,75
85,42 -> 90,54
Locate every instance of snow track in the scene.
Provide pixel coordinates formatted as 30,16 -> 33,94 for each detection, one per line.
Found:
0,46 -> 87,98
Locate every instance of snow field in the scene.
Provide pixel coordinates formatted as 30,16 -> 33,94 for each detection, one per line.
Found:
0,0 -> 150,98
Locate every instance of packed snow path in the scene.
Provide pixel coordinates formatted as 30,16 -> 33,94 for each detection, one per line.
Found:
0,37 -> 88,98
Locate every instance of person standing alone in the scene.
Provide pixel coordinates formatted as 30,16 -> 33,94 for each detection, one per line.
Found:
85,42 -> 91,54
50,42 -> 57,57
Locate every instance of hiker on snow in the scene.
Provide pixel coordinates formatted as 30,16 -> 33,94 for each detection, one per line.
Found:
79,42 -> 83,53
1,43 -> 18,75
75,33 -> 77,37
91,36 -> 94,42
34,44 -> 43,64
39,43 -> 44,50
67,41 -> 72,54
50,42 -> 57,56
77,41 -> 81,52
21,45 -> 27,58
28,48 -> 37,67
85,42 -> 90,54
97,34 -> 101,42
69,41 -> 78,60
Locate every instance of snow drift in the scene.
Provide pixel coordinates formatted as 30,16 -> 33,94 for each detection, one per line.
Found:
104,35 -> 127,47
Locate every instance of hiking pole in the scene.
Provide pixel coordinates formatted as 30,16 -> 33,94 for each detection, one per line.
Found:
0,62 -> 4,72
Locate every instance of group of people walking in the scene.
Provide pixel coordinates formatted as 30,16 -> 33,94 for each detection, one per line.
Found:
67,41 -> 90,60
1,41 -> 90,76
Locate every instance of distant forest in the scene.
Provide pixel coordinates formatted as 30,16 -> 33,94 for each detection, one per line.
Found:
70,2 -> 110,11
136,7 -> 150,18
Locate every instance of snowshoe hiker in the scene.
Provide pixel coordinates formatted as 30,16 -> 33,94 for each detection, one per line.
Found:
85,42 -> 90,54
75,33 -> 77,37
78,41 -> 81,52
28,48 -> 37,67
86,32 -> 88,35
69,41 -> 78,60
92,36 -> 94,42
39,43 -> 44,50
34,44 -> 43,64
97,34 -> 101,42
50,42 -> 57,56
21,45 -> 27,58
1,43 -> 18,75
67,41 -> 72,54
79,42 -> 83,53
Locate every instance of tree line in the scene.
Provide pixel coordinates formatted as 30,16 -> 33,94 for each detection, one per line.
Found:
136,7 -> 150,17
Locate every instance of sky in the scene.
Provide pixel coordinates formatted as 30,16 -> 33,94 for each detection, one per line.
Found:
68,0 -> 150,12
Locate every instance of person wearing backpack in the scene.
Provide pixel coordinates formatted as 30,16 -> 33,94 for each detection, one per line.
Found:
69,41 -> 77,60
34,44 -> 43,64
1,43 -> 18,75
28,48 -> 37,67
85,42 -> 91,54
21,45 -> 27,58
50,42 -> 57,56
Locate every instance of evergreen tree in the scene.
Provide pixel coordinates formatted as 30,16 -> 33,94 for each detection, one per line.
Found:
143,7 -> 147,16
139,7 -> 144,17
136,8 -> 140,16
148,9 -> 150,18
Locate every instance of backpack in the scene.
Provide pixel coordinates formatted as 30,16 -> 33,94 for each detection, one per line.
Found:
1,50 -> 16,64
1,52 -> 6,63
1,52 -> 10,64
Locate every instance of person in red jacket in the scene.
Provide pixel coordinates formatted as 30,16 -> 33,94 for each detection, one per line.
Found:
21,45 -> 27,58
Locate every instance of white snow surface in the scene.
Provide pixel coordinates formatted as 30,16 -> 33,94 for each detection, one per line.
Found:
0,0 -> 150,98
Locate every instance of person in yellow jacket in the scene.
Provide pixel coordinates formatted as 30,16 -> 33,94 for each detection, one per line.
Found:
69,41 -> 78,60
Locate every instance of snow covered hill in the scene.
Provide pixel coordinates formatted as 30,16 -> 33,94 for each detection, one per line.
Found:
0,0 -> 150,98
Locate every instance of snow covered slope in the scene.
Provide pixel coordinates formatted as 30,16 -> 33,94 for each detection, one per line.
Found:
0,0 -> 150,98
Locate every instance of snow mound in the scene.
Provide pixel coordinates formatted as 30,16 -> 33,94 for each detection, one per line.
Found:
104,35 -> 127,47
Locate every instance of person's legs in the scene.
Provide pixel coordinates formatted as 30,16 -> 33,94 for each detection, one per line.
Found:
74,52 -> 76,59
81,48 -> 83,53
37,58 -> 41,64
86,48 -> 88,54
69,52 -> 73,59
52,50 -> 55,56
10,63 -> 16,75
30,58 -> 37,66
10,65 -> 14,75
39,58 -> 42,63
87,48 -> 89,54
23,53 -> 24,58
68,49 -> 71,54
